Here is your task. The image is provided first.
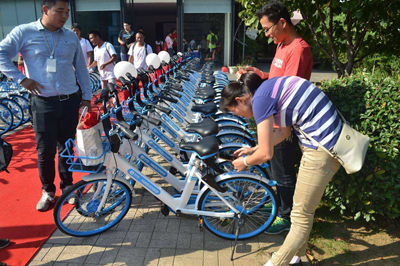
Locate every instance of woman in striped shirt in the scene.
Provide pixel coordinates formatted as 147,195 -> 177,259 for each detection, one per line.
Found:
220,73 -> 342,266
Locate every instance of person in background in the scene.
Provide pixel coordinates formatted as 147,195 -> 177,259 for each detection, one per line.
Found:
206,28 -> 218,54
88,30 -> 117,89
171,28 -> 177,54
237,0 -> 313,238
189,39 -> 197,51
17,53 -> 25,75
128,31 -> 153,71
0,0 -> 92,211
165,30 -> 174,57
118,22 -> 135,61
71,23 -> 93,67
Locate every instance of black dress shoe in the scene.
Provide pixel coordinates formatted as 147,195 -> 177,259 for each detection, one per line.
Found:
0,239 -> 10,249
0,262 -> 7,266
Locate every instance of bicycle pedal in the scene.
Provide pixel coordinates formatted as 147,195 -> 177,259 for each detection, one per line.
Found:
198,218 -> 204,231
161,204 -> 170,217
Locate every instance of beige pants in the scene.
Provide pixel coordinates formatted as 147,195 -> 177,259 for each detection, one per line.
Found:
271,145 -> 341,266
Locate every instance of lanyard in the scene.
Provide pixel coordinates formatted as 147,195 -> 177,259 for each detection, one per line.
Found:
41,30 -> 62,59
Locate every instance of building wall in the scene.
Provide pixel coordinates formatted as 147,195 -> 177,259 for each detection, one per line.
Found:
0,0 -> 42,38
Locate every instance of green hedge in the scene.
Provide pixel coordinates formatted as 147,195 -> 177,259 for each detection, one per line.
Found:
319,72 -> 400,222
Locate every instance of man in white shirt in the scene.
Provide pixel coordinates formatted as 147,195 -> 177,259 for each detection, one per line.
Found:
71,23 -> 93,67
88,30 -> 117,88
128,31 -> 153,71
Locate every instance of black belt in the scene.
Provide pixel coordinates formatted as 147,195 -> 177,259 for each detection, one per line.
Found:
33,92 -> 77,101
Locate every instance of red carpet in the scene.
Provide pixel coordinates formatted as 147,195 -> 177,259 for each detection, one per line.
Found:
0,127 -> 82,266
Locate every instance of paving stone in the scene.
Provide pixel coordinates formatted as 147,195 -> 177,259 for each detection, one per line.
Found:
100,246 -> 120,264
31,243 -> 53,261
56,251 -> 87,264
149,232 -> 178,248
41,245 -> 65,262
154,219 -> 169,232
190,233 -> 204,249
166,219 -> 180,232
84,246 -> 106,264
204,250 -> 219,266
157,249 -> 175,266
173,257 -> 203,266
175,249 -> 203,259
122,231 -> 140,246
176,232 -> 191,249
218,248 -> 234,266
28,261 -> 54,266
143,247 -> 161,265
135,232 -> 153,248
62,245 -> 92,254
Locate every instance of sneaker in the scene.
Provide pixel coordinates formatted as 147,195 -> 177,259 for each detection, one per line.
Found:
265,216 -> 291,234
0,239 -> 10,249
268,253 -> 302,266
62,186 -> 76,205
260,201 -> 273,212
36,190 -> 55,211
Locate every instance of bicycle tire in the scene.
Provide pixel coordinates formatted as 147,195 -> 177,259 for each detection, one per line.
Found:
10,95 -> 30,123
54,179 -> 132,237
198,176 -> 277,240
216,132 -> 256,147
0,103 -> 13,135
0,98 -> 24,130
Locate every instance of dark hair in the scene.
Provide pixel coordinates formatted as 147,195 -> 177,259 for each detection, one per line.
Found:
136,31 -> 145,37
89,30 -> 101,39
219,73 -> 263,113
256,0 -> 293,26
123,21 -> 131,25
41,0 -> 69,9
71,23 -> 81,30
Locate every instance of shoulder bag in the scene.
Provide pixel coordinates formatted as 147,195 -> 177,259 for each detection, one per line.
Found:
294,110 -> 370,174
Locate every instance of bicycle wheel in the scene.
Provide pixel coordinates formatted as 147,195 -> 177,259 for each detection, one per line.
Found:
198,176 -> 277,240
54,179 -> 132,237
216,132 -> 256,147
0,103 -> 13,135
10,95 -> 30,123
0,98 -> 24,130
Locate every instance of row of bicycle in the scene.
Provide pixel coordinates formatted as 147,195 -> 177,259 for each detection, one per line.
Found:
0,82 -> 30,135
54,52 -> 277,255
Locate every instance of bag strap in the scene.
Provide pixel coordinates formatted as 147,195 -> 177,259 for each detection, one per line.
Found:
105,42 -> 116,65
293,124 -> 342,164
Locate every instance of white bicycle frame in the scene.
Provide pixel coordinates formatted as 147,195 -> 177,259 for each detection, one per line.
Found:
90,150 -> 244,218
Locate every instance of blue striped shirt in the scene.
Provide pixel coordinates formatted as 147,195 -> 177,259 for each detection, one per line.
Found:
0,19 -> 91,100
252,76 -> 342,150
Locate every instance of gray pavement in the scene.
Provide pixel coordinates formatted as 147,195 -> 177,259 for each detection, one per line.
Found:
28,148 -> 310,266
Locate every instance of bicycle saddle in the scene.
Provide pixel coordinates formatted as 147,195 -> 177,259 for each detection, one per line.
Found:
185,118 -> 219,137
191,102 -> 218,116
193,90 -> 215,100
179,136 -> 219,158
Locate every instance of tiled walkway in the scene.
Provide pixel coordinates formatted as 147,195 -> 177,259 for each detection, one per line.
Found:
28,148 -> 308,266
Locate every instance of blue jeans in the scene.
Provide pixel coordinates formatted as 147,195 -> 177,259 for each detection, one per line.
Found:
120,53 -> 129,61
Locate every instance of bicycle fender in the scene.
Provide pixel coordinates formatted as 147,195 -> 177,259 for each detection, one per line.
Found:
195,171 -> 277,208
82,172 -> 135,191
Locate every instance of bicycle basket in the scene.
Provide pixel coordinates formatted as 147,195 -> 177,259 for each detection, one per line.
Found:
60,138 -> 110,173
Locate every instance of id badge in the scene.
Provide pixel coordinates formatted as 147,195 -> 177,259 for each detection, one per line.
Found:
46,58 -> 57,73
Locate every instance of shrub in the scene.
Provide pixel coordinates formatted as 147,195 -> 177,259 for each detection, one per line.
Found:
319,72 -> 400,222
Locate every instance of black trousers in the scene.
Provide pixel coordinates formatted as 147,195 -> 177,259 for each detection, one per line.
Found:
270,133 -> 301,221
30,93 -> 80,193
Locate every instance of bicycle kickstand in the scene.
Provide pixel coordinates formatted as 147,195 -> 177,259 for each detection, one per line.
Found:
231,216 -> 246,261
